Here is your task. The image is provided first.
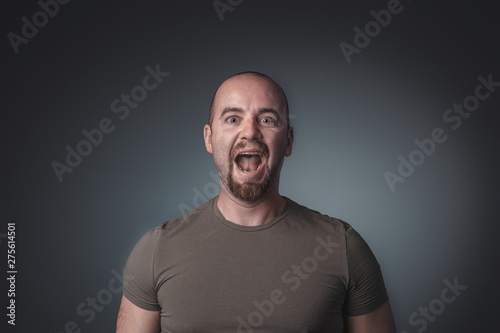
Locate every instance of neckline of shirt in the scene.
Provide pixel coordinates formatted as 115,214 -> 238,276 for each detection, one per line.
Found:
211,196 -> 291,232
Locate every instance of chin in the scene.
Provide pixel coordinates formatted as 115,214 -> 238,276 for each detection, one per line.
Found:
227,171 -> 271,203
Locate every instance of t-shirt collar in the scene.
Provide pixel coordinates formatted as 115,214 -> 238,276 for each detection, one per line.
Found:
212,196 -> 290,232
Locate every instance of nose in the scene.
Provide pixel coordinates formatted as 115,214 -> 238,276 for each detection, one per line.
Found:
240,118 -> 262,140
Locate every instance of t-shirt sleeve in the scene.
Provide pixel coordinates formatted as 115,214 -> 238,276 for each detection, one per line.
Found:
123,227 -> 161,311
343,225 -> 389,316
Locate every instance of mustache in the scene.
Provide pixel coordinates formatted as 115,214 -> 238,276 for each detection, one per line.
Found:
230,139 -> 269,160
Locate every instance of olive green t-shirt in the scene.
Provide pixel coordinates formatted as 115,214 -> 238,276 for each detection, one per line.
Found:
123,197 -> 388,332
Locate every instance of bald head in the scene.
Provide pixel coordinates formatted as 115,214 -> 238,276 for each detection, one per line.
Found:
208,72 -> 289,127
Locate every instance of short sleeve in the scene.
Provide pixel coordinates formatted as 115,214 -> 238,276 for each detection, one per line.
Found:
343,226 -> 389,316
123,227 -> 161,311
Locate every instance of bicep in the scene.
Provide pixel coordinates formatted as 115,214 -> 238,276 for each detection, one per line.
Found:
116,295 -> 160,333
345,301 -> 396,333
344,226 -> 389,316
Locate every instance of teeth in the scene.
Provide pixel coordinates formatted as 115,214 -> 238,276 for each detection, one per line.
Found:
237,164 -> 260,173
238,152 -> 260,157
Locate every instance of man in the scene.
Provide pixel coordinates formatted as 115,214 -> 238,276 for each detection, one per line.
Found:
116,72 -> 396,332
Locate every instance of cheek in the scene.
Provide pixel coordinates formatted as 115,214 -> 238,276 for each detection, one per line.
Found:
212,137 -> 232,162
274,134 -> 290,150
267,138 -> 289,161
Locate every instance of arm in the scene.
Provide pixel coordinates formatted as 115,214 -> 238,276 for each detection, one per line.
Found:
346,300 -> 396,333
116,295 -> 160,333
343,224 -> 395,332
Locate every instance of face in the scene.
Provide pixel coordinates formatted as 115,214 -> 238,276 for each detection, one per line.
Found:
204,74 -> 294,203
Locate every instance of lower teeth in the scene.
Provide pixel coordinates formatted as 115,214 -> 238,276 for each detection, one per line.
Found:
238,164 -> 260,173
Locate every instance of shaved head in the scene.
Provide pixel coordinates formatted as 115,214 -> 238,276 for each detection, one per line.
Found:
208,72 -> 289,127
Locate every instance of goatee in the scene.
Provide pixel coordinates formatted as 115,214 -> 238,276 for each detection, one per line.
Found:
226,171 -> 271,202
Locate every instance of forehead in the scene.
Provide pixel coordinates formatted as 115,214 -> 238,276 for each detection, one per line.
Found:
213,75 -> 286,114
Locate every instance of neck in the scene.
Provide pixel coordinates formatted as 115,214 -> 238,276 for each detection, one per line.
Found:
216,188 -> 286,226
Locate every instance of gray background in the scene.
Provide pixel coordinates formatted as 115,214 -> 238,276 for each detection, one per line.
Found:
2,0 -> 499,332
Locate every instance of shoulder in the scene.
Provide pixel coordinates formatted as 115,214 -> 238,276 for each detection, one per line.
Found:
127,197 -> 216,258
285,198 -> 375,255
148,197 -> 217,236
286,197 -> 353,232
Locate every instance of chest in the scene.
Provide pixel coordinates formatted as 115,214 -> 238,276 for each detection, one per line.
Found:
155,231 -> 348,332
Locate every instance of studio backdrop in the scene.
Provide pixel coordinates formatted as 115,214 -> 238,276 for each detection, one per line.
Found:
2,0 -> 499,332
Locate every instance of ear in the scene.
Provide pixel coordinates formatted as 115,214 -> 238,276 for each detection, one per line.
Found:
285,126 -> 294,157
204,124 -> 213,154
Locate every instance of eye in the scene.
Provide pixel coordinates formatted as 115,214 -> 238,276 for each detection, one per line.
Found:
259,117 -> 276,124
226,116 -> 238,124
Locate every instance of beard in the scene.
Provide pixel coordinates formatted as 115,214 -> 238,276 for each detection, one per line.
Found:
226,169 -> 272,202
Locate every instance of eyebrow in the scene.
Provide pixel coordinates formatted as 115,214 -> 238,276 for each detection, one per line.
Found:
220,107 -> 282,121
220,107 -> 243,119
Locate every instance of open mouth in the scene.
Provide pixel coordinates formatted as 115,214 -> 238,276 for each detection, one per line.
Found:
235,152 -> 263,173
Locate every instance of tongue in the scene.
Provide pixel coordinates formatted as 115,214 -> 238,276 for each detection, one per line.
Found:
238,155 -> 260,172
